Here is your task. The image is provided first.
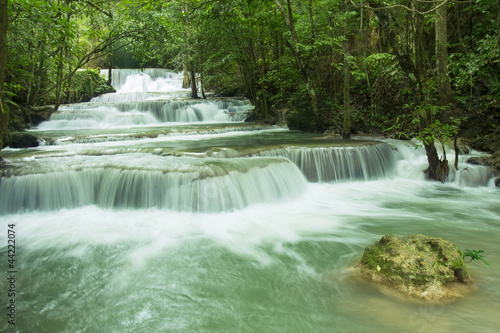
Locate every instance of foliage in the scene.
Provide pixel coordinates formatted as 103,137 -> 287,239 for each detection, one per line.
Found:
385,102 -> 465,146
2,0 -> 499,158
463,249 -> 490,266
6,0 -> 128,106
449,35 -> 500,108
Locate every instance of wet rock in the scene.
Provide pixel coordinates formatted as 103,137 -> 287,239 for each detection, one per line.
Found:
456,140 -> 471,155
9,133 -> 39,148
356,234 -> 471,300
28,105 -> 57,126
470,133 -> 500,153
286,110 -> 316,132
466,157 -> 482,165
8,105 -> 56,130
467,151 -> 500,175
245,108 -> 278,125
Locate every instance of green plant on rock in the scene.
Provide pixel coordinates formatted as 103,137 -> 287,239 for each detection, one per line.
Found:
462,249 -> 489,266
70,69 -> 113,103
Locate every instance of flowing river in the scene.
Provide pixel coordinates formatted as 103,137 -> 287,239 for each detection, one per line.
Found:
0,69 -> 499,332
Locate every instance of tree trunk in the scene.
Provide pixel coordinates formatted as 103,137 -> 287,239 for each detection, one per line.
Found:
189,65 -> 198,99
342,0 -> 351,139
29,42 -> 47,106
435,1 -> 456,173
342,50 -> 351,139
108,67 -> 112,86
0,0 -> 9,149
435,2 -> 454,117
197,44 -> 206,99
372,3 -> 442,181
0,0 -> 6,97
55,47 -> 65,108
182,2 -> 191,90
182,62 -> 190,89
497,0 -> 500,65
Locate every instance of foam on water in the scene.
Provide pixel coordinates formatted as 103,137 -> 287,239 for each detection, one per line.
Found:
40,99 -> 253,130
259,143 -> 398,182
0,155 -> 307,213
109,68 -> 189,93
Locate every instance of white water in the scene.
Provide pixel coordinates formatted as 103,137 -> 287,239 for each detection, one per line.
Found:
1,69 -> 498,333
258,143 -> 398,182
39,70 -> 252,130
0,155 -> 306,213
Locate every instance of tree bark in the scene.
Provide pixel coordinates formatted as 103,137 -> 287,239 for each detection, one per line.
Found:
342,0 -> 351,139
435,1 -> 454,117
189,64 -> 198,99
342,51 -> 351,139
182,1 -> 191,89
273,0 -> 320,129
182,62 -> 190,89
0,0 -> 6,97
0,0 -> 10,149
497,0 -> 500,65
435,1 -> 455,174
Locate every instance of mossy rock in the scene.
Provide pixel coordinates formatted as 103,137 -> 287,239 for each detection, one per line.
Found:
357,234 -> 471,300
9,133 -> 40,148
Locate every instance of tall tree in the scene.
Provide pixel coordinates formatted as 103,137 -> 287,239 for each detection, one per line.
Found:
0,0 -> 9,149
498,0 -> 500,64
342,0 -> 351,139
369,1 -> 448,181
435,0 -> 453,113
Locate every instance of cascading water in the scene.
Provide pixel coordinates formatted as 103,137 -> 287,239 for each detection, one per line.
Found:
0,155 -> 306,213
258,143 -> 398,182
39,69 -> 253,130
1,69 -> 498,333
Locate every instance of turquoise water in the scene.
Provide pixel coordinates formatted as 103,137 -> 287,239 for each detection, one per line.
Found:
1,179 -> 498,332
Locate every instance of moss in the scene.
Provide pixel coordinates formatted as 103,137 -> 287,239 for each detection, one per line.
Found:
358,234 -> 472,299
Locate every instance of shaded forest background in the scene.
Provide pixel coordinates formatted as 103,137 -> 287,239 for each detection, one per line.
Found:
0,0 -> 499,178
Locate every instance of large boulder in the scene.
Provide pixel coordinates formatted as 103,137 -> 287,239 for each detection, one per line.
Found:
356,234 -> 471,300
8,105 -> 56,130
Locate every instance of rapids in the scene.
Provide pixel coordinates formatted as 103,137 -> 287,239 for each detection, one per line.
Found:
0,69 -> 498,332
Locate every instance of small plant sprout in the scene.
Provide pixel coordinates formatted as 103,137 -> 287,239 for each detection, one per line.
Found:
463,249 -> 490,266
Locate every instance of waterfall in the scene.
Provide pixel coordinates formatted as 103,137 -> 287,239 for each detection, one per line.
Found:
39,98 -> 254,129
38,101 -> 252,130
37,105 -> 161,129
91,92 -> 191,103
258,143 -> 398,182
0,156 -> 306,214
109,69 -> 181,92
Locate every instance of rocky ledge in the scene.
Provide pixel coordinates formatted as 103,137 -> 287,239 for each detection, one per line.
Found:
466,132 -> 500,186
354,234 -> 472,300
